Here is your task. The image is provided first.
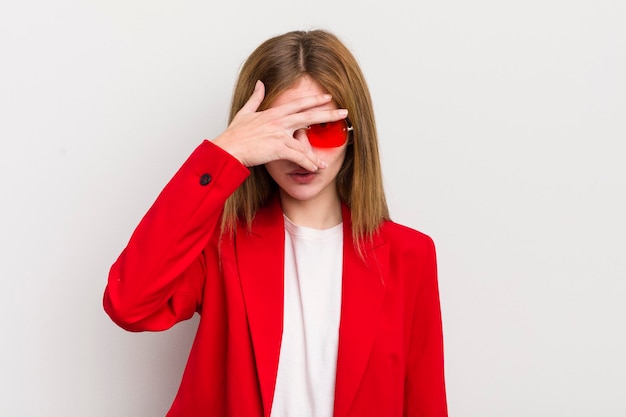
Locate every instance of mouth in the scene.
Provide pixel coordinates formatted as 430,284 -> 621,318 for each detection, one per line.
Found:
288,169 -> 317,184
289,168 -> 314,175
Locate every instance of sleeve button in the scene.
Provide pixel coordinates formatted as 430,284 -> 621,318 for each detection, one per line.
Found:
199,173 -> 212,186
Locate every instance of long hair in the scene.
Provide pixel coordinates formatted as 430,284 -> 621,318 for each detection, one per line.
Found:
221,30 -> 389,245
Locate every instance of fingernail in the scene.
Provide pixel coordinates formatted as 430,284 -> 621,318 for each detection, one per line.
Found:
255,80 -> 262,90
318,160 -> 328,169
323,94 -> 332,100
339,109 -> 348,117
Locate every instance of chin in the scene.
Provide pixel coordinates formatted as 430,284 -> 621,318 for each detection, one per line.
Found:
279,186 -> 324,202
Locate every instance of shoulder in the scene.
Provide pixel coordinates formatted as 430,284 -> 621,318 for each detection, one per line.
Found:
378,220 -> 435,251
372,221 -> 438,294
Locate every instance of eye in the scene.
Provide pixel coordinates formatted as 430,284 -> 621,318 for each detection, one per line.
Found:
306,120 -> 350,148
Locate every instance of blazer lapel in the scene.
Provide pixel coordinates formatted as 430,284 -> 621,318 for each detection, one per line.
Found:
236,197 -> 285,417
334,205 -> 389,417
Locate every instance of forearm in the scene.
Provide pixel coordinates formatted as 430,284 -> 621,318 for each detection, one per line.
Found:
103,140 -> 249,331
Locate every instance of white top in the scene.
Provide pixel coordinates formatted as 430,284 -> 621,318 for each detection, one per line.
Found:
270,215 -> 344,417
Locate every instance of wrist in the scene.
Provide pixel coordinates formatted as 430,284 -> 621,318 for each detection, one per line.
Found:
212,136 -> 245,166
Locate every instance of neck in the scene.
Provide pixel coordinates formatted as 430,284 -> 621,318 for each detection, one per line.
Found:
279,191 -> 343,230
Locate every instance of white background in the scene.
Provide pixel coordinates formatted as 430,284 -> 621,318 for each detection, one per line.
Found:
1,0 -> 625,416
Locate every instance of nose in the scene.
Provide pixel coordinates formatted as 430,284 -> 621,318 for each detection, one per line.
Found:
293,128 -> 311,146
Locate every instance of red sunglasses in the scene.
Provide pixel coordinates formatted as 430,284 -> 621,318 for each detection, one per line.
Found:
305,118 -> 353,148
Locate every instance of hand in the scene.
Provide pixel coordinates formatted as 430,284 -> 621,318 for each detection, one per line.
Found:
212,80 -> 348,171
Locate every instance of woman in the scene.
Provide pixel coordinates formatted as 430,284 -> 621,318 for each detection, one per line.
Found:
104,30 -> 447,417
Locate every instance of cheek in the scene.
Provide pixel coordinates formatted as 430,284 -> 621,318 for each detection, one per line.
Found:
264,161 -> 282,181
319,146 -> 348,169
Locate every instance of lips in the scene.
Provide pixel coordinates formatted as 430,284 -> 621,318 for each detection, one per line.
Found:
288,169 -> 317,184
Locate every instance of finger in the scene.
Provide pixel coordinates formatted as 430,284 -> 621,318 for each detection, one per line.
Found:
284,108 -> 349,131
282,135 -> 328,170
265,93 -> 334,118
279,147 -> 326,172
239,80 -> 265,114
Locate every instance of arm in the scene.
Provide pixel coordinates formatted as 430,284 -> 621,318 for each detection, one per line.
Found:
405,238 -> 448,416
103,140 -> 249,332
104,82 -> 346,332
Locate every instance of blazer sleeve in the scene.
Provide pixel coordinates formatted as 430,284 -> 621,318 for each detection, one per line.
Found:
103,140 -> 249,332
404,237 -> 448,416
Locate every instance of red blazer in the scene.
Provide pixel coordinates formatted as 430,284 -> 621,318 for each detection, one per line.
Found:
104,140 -> 447,417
